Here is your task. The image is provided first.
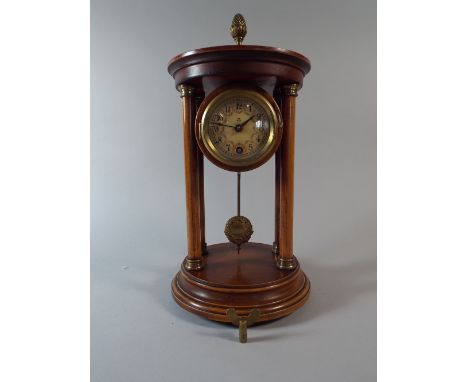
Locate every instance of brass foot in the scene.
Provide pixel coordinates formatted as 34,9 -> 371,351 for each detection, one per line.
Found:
183,257 -> 203,271
276,257 -> 296,270
226,308 -> 260,343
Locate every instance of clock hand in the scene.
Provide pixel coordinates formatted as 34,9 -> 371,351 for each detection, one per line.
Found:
239,115 -> 256,127
211,122 -> 237,128
232,115 -> 256,133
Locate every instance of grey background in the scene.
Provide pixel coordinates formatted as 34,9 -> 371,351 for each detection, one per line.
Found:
91,0 -> 376,381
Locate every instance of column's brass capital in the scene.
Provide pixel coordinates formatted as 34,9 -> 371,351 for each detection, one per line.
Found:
184,257 -> 203,271
276,256 -> 296,270
282,83 -> 300,97
177,84 -> 195,98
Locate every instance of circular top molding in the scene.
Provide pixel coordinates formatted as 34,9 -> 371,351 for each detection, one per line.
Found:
167,45 -> 311,92
168,45 -> 310,76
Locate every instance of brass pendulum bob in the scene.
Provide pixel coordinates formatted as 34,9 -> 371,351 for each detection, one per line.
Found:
224,172 -> 253,253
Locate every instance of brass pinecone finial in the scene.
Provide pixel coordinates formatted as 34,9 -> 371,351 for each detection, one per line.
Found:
230,14 -> 247,45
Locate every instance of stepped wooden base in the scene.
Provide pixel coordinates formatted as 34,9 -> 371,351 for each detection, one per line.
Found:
171,242 -> 310,323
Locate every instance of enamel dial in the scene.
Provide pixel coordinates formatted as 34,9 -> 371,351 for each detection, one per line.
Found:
196,87 -> 282,172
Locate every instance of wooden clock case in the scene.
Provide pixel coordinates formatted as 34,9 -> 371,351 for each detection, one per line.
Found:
168,44 -> 311,323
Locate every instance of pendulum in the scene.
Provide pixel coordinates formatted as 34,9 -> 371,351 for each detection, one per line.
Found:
224,172 -> 253,253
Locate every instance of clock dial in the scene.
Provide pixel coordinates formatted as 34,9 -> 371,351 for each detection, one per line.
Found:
197,87 -> 282,172
207,97 -> 271,161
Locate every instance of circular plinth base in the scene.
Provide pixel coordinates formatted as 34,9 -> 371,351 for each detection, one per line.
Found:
171,242 -> 310,323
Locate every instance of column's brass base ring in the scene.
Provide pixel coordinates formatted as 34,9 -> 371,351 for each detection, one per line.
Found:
183,257 -> 203,271
276,256 -> 296,270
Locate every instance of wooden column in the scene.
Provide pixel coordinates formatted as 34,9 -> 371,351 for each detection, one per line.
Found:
277,84 -> 299,270
178,84 -> 203,270
196,94 -> 207,256
273,91 -> 282,256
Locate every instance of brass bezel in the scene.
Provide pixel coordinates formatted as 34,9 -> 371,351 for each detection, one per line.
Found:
196,86 -> 282,172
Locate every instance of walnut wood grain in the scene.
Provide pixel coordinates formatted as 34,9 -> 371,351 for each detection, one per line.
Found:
169,45 -> 311,321
168,45 -> 311,96
195,94 -> 207,255
168,45 -> 310,75
180,86 -> 202,269
277,86 -> 298,269
171,243 -> 310,322
273,91 -> 283,254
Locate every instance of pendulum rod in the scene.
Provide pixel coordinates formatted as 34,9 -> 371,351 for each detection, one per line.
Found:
224,172 -> 253,253
237,172 -> 241,217
237,172 -> 241,253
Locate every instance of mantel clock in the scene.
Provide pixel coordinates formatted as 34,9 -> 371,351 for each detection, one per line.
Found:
167,14 -> 311,342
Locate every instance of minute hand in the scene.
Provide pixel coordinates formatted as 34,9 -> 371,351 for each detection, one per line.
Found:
239,115 -> 256,127
211,122 -> 236,128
